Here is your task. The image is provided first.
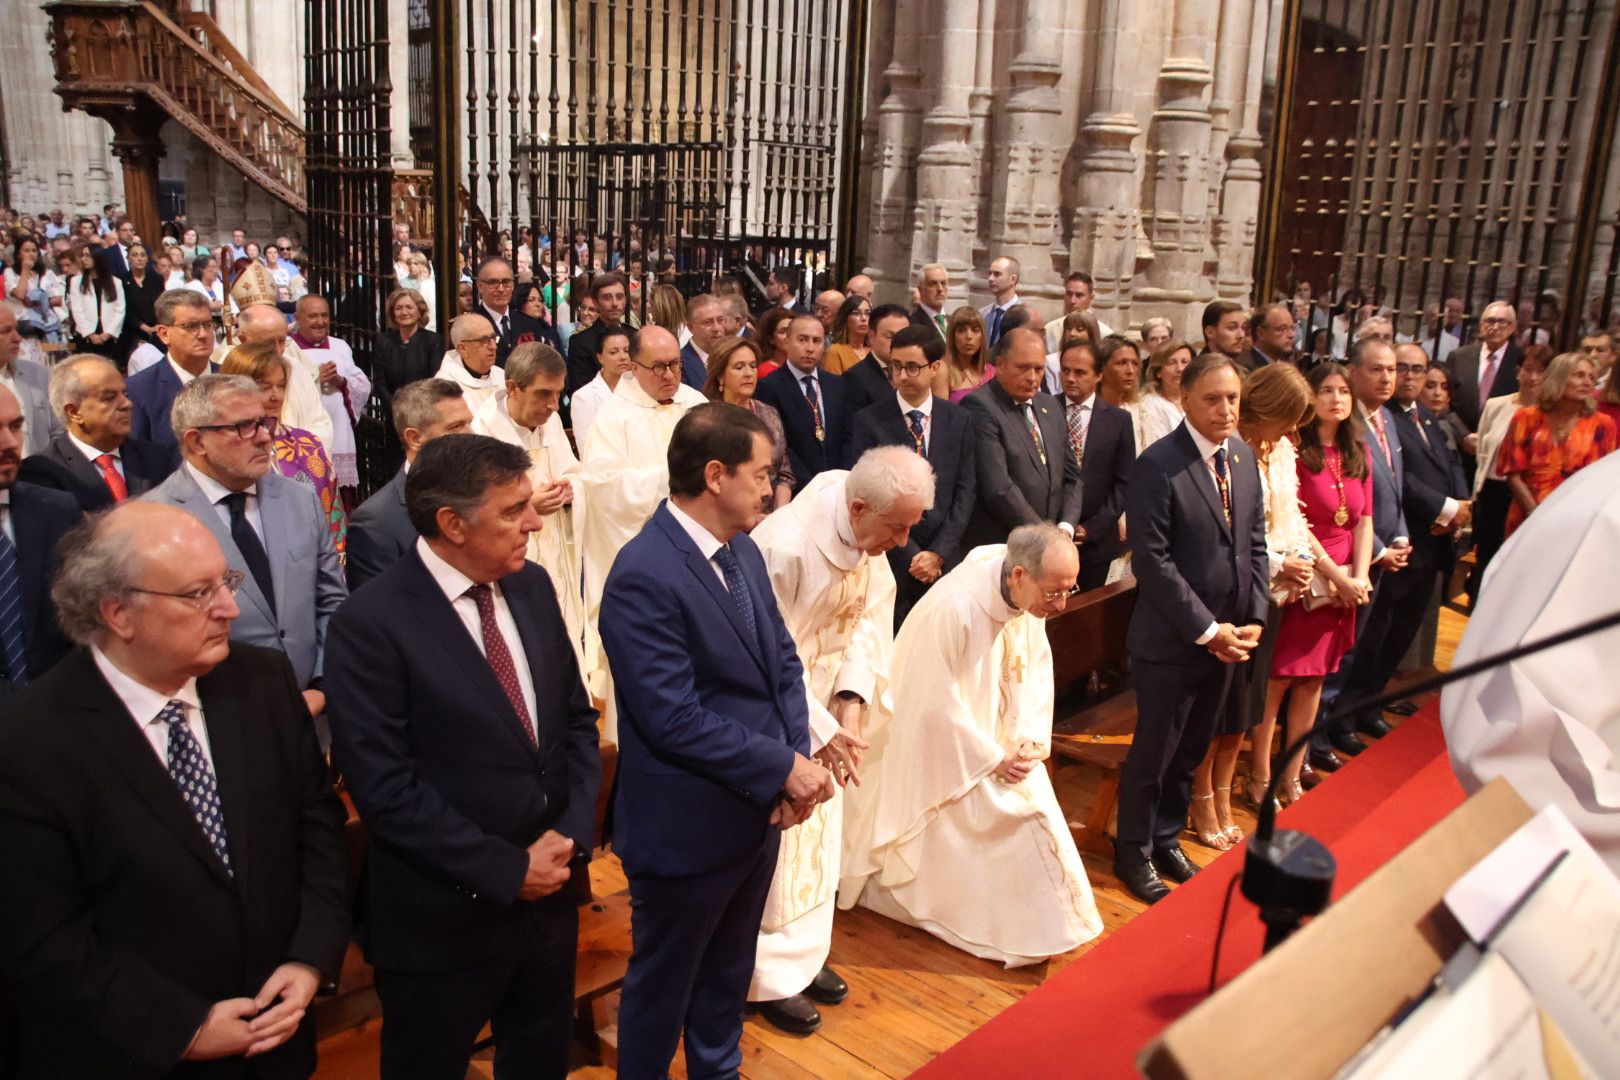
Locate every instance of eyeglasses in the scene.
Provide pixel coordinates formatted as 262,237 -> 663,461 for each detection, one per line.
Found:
635,359 -> 683,376
1395,363 -> 1427,374
277,245 -> 292,252
479,277 -> 515,288
166,319 -> 215,335
1041,584 -> 1083,603
130,569 -> 245,612
195,415 -> 275,439
892,361 -> 936,376
1480,316 -> 1514,327
460,333 -> 498,347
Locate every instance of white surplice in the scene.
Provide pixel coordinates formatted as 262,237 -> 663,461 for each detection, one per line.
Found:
295,334 -> 371,488
213,338 -> 335,455
435,352 -> 506,414
574,376 -> 709,733
471,388 -> 586,670
842,545 -> 1103,967
746,471 -> 896,1001
1442,451 -> 1620,878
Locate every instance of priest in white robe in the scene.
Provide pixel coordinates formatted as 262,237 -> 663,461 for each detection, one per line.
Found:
292,294 -> 372,490
575,325 -> 709,732
436,313 -> 506,413
1442,450 -> 1620,878
842,524 -> 1104,966
221,267 -> 334,453
471,340 -> 587,667
745,450 -> 932,1035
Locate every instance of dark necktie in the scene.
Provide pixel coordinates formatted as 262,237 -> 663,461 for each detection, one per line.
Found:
801,375 -> 825,440
221,493 -> 276,615
988,306 -> 1004,346
711,544 -> 759,648
1212,446 -> 1232,525
160,700 -> 232,875
466,584 -> 537,747
0,517 -> 28,689
499,313 -> 510,340
907,409 -> 927,454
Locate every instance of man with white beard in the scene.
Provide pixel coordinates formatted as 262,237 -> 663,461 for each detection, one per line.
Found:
471,340 -> 585,666
745,447 -> 932,1035
575,324 -> 708,732
842,523 -> 1104,966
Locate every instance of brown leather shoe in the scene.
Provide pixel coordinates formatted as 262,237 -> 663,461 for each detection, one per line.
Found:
1299,760 -> 1326,791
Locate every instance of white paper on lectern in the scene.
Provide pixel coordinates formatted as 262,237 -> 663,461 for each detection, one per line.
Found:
1444,803 -> 1595,943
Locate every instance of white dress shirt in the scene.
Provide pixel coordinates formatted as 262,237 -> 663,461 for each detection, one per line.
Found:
168,355 -> 206,388
91,644 -> 214,770
415,537 -> 538,729
666,498 -> 729,588
0,490 -> 13,546
68,431 -> 123,480
185,462 -> 264,543
896,390 -> 933,454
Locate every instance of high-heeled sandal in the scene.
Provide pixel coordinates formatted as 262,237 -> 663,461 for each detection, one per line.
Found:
1242,773 -> 1280,814
1188,792 -> 1232,851
1213,785 -> 1244,844
1277,775 -> 1305,807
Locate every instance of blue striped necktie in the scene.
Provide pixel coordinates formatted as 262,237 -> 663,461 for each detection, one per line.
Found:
0,517 -> 28,689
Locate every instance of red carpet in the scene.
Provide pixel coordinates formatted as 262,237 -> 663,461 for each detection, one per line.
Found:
913,705 -> 1464,1079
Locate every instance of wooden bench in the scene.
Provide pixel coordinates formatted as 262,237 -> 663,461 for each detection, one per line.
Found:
1045,579 -> 1139,858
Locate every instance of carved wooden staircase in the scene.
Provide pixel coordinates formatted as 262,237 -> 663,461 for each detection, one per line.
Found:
46,0 -> 307,217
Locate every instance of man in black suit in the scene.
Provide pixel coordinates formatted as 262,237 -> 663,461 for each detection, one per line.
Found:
565,271 -> 633,395
849,325 -> 977,627
1114,355 -> 1269,904
960,327 -> 1083,549
0,384 -> 80,696
1446,300 -> 1522,434
909,263 -> 951,343
20,355 -> 174,511
840,304 -> 909,419
754,314 -> 851,491
678,293 -> 729,391
327,434 -> 601,1079
346,377 -> 474,588
0,501 -> 348,1077
765,264 -> 808,315
1054,341 -> 1136,590
475,255 -> 560,369
1243,302 -> 1298,371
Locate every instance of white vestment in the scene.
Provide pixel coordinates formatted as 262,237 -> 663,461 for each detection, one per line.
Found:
472,389 -> 587,669
746,472 -> 896,1001
1442,452 -> 1620,878
213,338 -> 335,454
842,545 -> 1103,967
575,376 -> 709,733
295,334 -> 371,488
435,353 -> 506,414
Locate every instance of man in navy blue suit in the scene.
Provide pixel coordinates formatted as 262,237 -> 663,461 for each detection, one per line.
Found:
600,403 -> 835,1080
1054,340 -> 1136,591
678,293 -> 730,390
849,325 -> 976,627
754,314 -> 851,491
126,289 -> 219,455
327,434 -> 602,1079
1114,355 -> 1269,904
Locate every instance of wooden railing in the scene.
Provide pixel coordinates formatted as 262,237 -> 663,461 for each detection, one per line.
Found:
393,168 -> 496,256
47,0 -> 307,215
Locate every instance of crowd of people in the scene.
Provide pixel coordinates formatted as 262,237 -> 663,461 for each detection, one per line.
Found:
0,201 -> 1616,1080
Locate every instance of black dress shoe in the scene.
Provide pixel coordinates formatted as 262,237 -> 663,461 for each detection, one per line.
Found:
1151,844 -> 1200,884
1298,760 -> 1326,791
1113,856 -> 1171,905
753,994 -> 821,1035
1327,726 -> 1366,757
803,965 -> 848,1006
1356,714 -> 1393,738
1307,746 -> 1343,774
1386,699 -> 1420,717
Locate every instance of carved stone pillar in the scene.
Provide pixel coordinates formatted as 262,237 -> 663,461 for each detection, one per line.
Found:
863,0 -> 926,301
910,0 -> 981,307
985,0 -> 1066,307
1213,0 -> 1267,304
1071,0 -> 1148,332
1136,0 -> 1220,326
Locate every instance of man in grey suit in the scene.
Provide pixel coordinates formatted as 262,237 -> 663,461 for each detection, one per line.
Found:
0,304 -> 62,457
144,374 -> 347,718
960,327 -> 1083,549
346,377 -> 474,589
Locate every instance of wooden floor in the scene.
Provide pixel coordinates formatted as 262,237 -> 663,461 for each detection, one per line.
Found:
314,602 -> 1470,1080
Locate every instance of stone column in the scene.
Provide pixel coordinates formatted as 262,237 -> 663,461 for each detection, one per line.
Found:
966,0 -> 999,274
1213,0 -> 1267,305
863,0 -> 926,301
1135,0 -> 1220,327
985,0 -> 1066,309
389,0 -> 414,167
910,0 -> 981,307
1071,0 -> 1148,332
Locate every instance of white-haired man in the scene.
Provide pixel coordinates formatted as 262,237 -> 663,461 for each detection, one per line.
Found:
842,523 -> 1103,965
745,447 -> 931,1035
437,312 -> 506,412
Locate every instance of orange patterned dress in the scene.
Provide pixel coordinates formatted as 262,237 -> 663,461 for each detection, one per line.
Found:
1494,407 -> 1617,536
272,425 -> 348,556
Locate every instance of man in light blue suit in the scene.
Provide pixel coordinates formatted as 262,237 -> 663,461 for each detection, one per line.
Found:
144,374 -> 346,717
600,403 -> 834,1080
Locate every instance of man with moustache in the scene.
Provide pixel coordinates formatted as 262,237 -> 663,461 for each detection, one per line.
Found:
21,354 -> 173,509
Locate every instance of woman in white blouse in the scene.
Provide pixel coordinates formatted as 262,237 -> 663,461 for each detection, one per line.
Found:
1190,363 -> 1320,848
1140,339 -> 1193,444
1466,344 -> 1548,601
568,321 -> 634,448
64,245 -> 126,362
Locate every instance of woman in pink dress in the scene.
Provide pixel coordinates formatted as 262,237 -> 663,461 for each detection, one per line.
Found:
1265,363 -> 1374,804
934,306 -> 994,403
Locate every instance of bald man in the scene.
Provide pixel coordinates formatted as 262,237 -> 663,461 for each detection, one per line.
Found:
224,304 -> 335,453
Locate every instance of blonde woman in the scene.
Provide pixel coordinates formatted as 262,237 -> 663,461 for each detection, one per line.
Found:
1141,339 -> 1194,444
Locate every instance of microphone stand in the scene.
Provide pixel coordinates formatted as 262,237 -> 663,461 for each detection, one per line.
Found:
1241,606 -> 1620,951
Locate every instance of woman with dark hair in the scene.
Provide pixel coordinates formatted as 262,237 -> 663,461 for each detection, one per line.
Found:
934,305 -> 992,402
752,304 -> 796,380
5,235 -> 63,342
186,254 -> 225,316
822,293 -> 873,375
123,241 -> 164,347
64,244 -> 127,361
1265,363 -> 1374,805
703,336 -> 794,509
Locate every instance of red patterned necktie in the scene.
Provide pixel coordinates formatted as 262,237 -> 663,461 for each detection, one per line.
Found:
96,453 -> 128,502
1370,412 -> 1392,466
466,583 -> 536,747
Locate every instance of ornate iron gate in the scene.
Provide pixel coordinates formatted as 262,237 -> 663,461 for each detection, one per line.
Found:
1259,0 -> 1620,352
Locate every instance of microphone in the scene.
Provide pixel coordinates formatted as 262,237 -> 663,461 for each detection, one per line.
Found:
1241,605 -> 1620,951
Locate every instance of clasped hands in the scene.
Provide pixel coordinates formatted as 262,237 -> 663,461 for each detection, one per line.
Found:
1206,622 -> 1263,664
183,963 -> 320,1061
532,479 -> 574,516
994,739 -> 1042,785
771,751 -> 839,829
